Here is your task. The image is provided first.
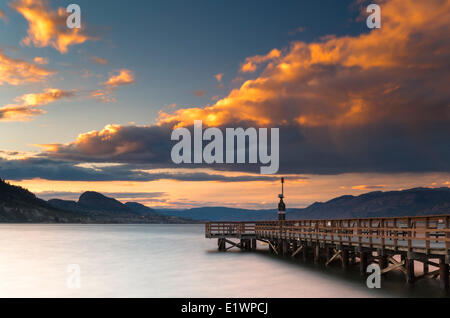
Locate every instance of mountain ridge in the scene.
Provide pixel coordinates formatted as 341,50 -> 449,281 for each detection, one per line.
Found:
155,187 -> 450,221
0,178 -> 449,223
0,178 -> 193,223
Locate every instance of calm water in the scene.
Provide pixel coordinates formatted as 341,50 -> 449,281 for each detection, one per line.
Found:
0,224 -> 446,298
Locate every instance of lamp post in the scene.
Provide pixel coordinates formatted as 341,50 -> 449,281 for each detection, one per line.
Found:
278,177 -> 286,221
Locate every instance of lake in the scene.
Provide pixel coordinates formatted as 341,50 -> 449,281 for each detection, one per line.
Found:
0,224 -> 446,297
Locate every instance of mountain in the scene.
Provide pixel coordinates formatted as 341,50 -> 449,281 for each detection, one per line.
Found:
286,187 -> 450,220
125,202 -> 156,214
155,188 -> 450,221
156,207 -> 275,221
0,178 -> 193,223
1,177 -> 449,223
78,191 -> 134,214
47,192 -> 193,224
0,178 -> 89,223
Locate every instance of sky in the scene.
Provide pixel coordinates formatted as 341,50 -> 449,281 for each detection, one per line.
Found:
0,0 -> 449,209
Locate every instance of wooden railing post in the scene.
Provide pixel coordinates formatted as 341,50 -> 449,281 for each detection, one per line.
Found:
357,219 -> 362,246
393,218 -> 398,250
425,217 -> 430,254
446,216 -> 450,257
407,217 -> 412,251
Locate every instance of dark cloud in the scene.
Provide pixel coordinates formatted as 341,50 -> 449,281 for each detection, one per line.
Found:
193,90 -> 206,97
0,157 -> 283,182
36,191 -> 166,201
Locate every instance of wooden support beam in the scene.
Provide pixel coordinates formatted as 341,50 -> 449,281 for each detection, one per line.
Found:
268,240 -> 278,255
251,239 -> 257,250
426,260 -> 441,268
405,258 -> 415,284
360,251 -> 368,276
379,255 -> 388,270
380,261 -> 405,275
387,256 -> 407,274
224,239 -> 242,251
282,239 -> 289,256
292,245 -> 304,258
218,238 -> 226,251
423,261 -> 429,274
314,245 -> 320,264
440,258 -> 449,291
326,246 -> 333,260
342,249 -> 349,270
415,269 -> 440,282
326,250 -> 341,267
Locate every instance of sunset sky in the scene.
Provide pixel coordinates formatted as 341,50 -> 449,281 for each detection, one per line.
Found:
1,0 -> 449,209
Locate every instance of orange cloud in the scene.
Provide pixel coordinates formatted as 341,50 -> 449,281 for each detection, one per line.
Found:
33,56 -> 49,65
91,69 -> 135,102
15,88 -> 74,107
0,88 -> 75,121
215,73 -> 223,83
240,48 -> 281,73
0,9 -> 6,21
90,89 -> 116,103
10,0 -> 93,53
193,90 -> 206,97
103,69 -> 135,87
90,56 -> 108,65
0,50 -> 55,85
352,185 -> 386,191
0,106 -> 45,122
158,0 -> 450,129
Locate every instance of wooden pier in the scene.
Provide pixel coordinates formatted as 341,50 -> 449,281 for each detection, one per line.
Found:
205,215 -> 450,291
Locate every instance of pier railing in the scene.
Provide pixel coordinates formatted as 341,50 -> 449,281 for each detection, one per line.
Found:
205,221 -> 256,238
206,215 -> 450,253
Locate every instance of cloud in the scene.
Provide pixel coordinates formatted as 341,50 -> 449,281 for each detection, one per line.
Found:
0,156 -> 283,182
0,50 -> 55,85
193,90 -> 206,97
15,88 -> 74,107
215,73 -> 223,83
34,0 -> 450,175
351,185 -> 386,190
91,69 -> 135,102
33,57 -> 49,65
36,191 -> 166,201
0,9 -> 7,22
0,106 -> 44,122
0,88 -> 75,121
10,0 -> 93,53
39,124 -> 172,163
288,26 -> 305,36
90,89 -> 116,103
240,48 -> 281,73
90,56 -> 108,65
160,0 -> 449,129
103,69 -> 135,88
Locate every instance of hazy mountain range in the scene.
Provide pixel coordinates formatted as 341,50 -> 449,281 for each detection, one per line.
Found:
0,178 -> 449,223
0,179 -> 192,223
155,187 -> 450,221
